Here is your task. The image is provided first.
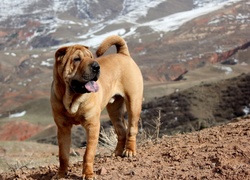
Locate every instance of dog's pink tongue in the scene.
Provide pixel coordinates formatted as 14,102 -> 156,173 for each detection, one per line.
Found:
85,81 -> 99,92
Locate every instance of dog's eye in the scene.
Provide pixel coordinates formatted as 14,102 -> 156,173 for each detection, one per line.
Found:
73,57 -> 81,62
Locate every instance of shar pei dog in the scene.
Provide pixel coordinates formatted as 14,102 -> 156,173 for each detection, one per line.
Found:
50,35 -> 143,179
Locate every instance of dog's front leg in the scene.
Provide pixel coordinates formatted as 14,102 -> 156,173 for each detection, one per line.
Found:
53,124 -> 72,179
82,120 -> 100,180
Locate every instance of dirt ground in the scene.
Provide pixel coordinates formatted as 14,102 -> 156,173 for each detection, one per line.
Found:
1,116 -> 250,180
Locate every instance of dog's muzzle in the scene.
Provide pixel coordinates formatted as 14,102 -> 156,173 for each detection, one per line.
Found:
70,62 -> 100,94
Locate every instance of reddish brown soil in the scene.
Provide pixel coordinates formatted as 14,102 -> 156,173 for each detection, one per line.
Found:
0,121 -> 43,141
1,116 -> 250,180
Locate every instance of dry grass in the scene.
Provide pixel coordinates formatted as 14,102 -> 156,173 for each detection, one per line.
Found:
141,110 -> 162,142
99,110 -> 163,153
99,127 -> 117,151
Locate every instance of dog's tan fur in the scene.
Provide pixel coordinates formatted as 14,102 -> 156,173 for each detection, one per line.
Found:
50,35 -> 143,179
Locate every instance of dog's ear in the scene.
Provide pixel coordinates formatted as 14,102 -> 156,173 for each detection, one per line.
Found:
55,46 -> 68,61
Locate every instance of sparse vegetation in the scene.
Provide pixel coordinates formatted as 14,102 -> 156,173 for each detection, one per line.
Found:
6,161 -> 31,173
140,110 -> 162,142
99,109 -> 163,153
141,72 -> 250,138
99,127 -> 117,151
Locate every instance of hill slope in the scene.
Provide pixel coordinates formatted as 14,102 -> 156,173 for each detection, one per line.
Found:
141,72 -> 250,136
1,116 -> 250,179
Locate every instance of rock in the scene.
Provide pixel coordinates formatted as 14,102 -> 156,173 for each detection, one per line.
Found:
97,167 -> 108,175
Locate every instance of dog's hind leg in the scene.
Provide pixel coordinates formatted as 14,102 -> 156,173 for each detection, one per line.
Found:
106,95 -> 127,156
123,95 -> 142,157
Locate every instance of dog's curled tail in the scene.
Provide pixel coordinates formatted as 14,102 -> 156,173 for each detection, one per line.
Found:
96,35 -> 130,57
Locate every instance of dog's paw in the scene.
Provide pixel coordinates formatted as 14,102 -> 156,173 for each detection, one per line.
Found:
83,174 -> 96,180
122,149 -> 136,157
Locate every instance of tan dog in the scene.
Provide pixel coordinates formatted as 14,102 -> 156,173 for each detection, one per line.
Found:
50,35 -> 143,179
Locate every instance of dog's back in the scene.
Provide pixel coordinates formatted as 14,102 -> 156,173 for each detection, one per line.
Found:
96,35 -> 130,57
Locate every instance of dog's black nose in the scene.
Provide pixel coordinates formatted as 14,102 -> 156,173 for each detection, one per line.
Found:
91,62 -> 100,73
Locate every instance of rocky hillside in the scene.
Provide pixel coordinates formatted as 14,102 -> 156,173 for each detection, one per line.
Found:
141,72 -> 250,136
1,116 -> 250,179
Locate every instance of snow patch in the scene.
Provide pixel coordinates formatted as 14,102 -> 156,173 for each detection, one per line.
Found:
9,111 -> 26,118
214,65 -> 233,74
62,28 -> 130,48
243,106 -> 250,116
31,54 -> 39,58
143,0 -> 243,32
41,58 -> 54,67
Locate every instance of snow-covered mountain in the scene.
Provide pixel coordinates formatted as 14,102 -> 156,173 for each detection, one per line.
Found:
0,0 -> 245,49
193,0 -> 229,8
0,0 -> 240,22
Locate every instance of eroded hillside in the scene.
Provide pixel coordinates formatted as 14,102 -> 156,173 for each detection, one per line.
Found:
141,72 -> 250,136
1,116 -> 250,179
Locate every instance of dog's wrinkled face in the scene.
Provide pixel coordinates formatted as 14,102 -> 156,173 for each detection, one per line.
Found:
55,45 -> 100,94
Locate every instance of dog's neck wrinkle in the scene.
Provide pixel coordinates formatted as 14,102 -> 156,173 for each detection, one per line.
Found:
63,89 -> 78,114
63,89 -> 90,115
